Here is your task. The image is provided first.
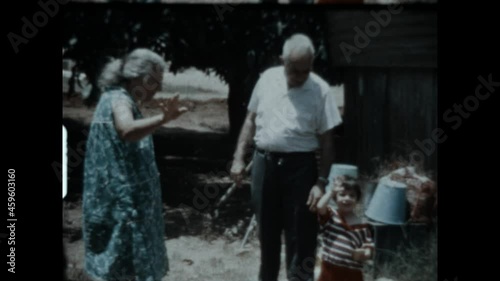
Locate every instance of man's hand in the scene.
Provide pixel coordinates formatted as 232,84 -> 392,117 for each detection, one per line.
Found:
230,112 -> 256,188
306,185 -> 324,212
230,159 -> 246,188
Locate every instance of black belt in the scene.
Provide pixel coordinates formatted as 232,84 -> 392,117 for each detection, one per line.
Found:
256,148 -> 315,158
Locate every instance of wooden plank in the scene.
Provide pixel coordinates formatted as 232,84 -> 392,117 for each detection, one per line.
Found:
335,67 -> 436,174
385,69 -> 406,160
430,68 -> 438,173
339,68 -> 360,166
415,69 -> 438,173
385,68 -> 437,171
358,69 -> 387,173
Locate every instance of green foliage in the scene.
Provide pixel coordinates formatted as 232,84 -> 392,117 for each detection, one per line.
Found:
62,4 -> 335,86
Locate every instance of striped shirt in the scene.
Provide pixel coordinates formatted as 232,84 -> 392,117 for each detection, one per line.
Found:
318,207 -> 374,271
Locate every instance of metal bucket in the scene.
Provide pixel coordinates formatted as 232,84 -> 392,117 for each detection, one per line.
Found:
365,177 -> 408,225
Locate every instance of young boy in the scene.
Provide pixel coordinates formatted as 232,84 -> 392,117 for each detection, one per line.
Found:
316,175 -> 375,281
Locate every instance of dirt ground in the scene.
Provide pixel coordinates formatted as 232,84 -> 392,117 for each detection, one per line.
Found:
62,91 -> 375,281
63,89 -> 293,281
63,199 -> 285,281
61,77 -> 402,281
64,197 -> 381,281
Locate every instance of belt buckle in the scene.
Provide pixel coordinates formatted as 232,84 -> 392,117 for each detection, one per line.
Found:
277,157 -> 284,166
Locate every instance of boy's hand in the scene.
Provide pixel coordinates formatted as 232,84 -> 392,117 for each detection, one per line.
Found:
352,244 -> 374,261
316,190 -> 334,215
352,249 -> 369,261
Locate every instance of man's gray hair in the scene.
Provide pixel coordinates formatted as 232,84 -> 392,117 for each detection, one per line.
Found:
282,34 -> 315,60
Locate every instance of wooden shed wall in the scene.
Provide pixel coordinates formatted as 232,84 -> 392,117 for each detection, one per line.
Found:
333,67 -> 438,174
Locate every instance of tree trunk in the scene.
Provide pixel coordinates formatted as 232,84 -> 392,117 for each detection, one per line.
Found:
227,68 -> 260,142
227,78 -> 247,141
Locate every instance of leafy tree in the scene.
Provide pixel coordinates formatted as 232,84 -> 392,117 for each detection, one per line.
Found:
62,4 -> 337,137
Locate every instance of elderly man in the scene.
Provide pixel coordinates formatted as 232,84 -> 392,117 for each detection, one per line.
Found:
230,34 -> 342,281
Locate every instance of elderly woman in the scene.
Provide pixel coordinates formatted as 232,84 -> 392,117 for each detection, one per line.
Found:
82,48 -> 186,281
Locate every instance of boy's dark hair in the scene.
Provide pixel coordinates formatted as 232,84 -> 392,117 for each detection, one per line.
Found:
332,175 -> 362,202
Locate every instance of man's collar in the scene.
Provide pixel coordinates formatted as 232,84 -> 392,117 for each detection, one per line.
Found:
287,76 -> 313,91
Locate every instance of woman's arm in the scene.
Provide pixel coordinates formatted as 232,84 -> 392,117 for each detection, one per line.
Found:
112,95 -> 187,142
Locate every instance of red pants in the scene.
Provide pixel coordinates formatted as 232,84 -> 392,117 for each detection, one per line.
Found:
317,261 -> 364,281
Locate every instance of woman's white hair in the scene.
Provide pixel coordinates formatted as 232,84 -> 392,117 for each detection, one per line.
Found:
98,48 -> 167,89
282,34 -> 315,60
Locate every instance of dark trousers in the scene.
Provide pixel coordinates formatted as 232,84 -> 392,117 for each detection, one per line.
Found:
251,149 -> 319,281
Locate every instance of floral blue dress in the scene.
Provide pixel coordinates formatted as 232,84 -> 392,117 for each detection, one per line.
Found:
82,87 -> 168,281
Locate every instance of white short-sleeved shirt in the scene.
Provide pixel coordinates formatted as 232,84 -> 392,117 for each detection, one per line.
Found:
248,66 -> 342,152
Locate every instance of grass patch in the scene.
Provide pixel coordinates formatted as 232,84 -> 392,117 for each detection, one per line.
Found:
375,231 -> 437,281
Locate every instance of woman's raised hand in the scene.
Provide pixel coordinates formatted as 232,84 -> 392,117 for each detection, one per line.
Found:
159,94 -> 188,123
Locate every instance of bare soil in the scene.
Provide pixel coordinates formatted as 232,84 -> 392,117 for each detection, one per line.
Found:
63,92 -> 272,281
